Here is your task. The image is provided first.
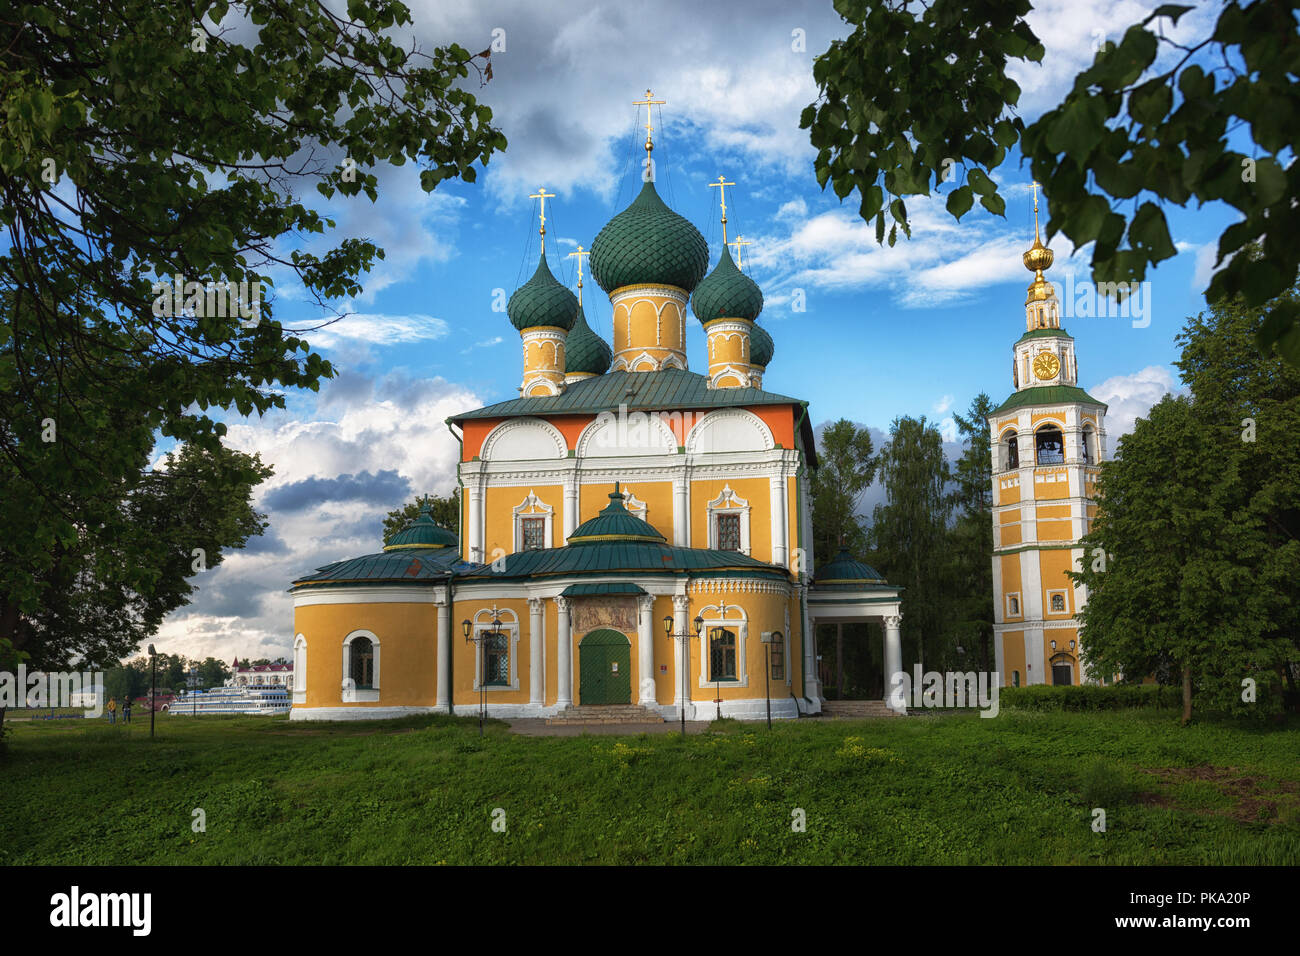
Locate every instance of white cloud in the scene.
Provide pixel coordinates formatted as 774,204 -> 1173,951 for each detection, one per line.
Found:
297,312 -> 450,351
933,394 -> 955,414
1089,364 -> 1180,444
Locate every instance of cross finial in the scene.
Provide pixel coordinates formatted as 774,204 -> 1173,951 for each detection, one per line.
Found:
729,235 -> 752,272
567,245 -> 589,306
529,186 -> 556,253
709,175 -> 736,246
633,88 -> 666,162
1030,181 -> 1042,241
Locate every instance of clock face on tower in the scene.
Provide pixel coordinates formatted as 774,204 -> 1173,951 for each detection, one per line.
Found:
1033,352 -> 1061,380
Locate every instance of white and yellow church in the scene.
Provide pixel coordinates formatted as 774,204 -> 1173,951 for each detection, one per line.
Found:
288,95 -> 906,721
986,190 -> 1107,688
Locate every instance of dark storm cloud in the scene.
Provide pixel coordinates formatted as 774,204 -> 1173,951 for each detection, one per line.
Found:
263,470 -> 412,513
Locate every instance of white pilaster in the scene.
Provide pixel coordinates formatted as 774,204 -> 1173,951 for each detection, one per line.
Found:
468,484 -> 484,563
673,593 -> 689,715
555,596 -> 572,709
528,597 -> 544,706
637,594 -> 656,706
563,477 -> 578,544
672,476 -> 688,546
884,613 -> 903,713
770,471 -> 788,567
436,600 -> 450,711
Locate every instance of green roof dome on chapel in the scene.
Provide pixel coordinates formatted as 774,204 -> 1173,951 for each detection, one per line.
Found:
815,547 -> 886,587
749,321 -> 774,367
567,485 -> 666,545
508,257 -> 578,332
589,181 -> 709,294
564,303 -> 613,376
691,245 -> 763,323
383,504 -> 459,551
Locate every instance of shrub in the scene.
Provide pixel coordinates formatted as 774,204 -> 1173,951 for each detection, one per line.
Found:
999,684 -> 1180,712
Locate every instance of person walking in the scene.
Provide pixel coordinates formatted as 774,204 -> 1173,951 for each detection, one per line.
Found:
122,698 -> 132,724
107,697 -> 117,724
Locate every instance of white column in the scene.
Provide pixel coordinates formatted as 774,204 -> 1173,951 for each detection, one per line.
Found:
770,471 -> 787,567
672,477 -> 688,546
802,587 -> 821,703
468,483 -> 484,563
436,599 -> 450,712
563,478 -> 579,544
528,598 -> 544,708
884,613 -> 904,713
637,594 -> 656,706
673,593 -> 689,716
555,596 -> 572,709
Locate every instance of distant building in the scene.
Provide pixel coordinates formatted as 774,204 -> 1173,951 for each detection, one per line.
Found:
229,657 -> 293,688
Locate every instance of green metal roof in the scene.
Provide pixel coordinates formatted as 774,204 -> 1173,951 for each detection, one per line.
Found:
291,546 -> 471,589
992,384 -> 1108,415
749,321 -> 773,368
568,486 -> 666,544
559,582 -> 647,597
564,303 -> 613,376
589,181 -> 709,294
457,539 -> 788,582
814,547 -> 887,587
692,245 -> 763,323
383,505 -> 458,551
508,256 -> 578,332
1015,327 -> 1074,345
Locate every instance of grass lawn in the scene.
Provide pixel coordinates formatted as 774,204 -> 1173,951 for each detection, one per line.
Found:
3,708 -> 1298,865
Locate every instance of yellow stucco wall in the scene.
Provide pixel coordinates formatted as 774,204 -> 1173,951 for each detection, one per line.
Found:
1001,630 -> 1026,686
295,601 -> 438,708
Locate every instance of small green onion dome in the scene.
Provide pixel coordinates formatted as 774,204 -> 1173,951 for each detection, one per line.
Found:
564,303 -> 612,376
590,181 -> 709,294
692,245 -> 763,323
814,547 -> 886,586
383,504 -> 458,551
508,257 -> 578,332
749,320 -> 774,368
567,484 -> 666,545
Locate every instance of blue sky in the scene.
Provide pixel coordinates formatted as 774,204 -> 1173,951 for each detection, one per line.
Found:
152,0 -> 1238,663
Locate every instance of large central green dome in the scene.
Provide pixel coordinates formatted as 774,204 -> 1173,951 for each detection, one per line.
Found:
589,181 -> 709,294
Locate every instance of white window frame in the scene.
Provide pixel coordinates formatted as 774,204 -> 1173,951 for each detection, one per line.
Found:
472,608 -> 521,692
512,490 -> 554,553
341,629 -> 380,703
293,634 -> 306,702
697,604 -> 748,688
706,484 -> 751,556
1005,593 -> 1021,618
1046,589 -> 1070,615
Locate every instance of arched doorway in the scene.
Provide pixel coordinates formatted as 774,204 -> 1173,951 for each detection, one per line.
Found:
579,629 -> 631,705
1050,653 -> 1075,686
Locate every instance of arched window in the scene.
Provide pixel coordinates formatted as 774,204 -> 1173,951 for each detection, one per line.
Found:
1035,425 -> 1064,465
1012,670 -> 1020,687
1051,593 -> 1066,612
1081,424 -> 1096,464
769,632 -> 786,681
484,630 -> 510,686
709,627 -> 737,682
1002,429 -> 1019,470
350,637 -> 374,689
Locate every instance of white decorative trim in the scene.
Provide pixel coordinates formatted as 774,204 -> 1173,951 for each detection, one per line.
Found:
293,634 -> 306,703
480,417 -> 567,461
293,586 -> 448,607
708,365 -> 752,389
291,705 -> 442,721
1046,588 -> 1070,615
512,489 -> 554,552
472,608 -> 521,692
1005,592 -> 1022,618
698,602 -> 748,688
685,407 -> 775,454
342,629 -> 380,703
706,483 -> 751,556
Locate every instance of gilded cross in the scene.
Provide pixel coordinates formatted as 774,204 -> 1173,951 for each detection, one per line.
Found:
729,236 -> 752,272
633,89 -> 665,159
567,245 -> 589,305
1030,181 -> 1042,239
709,175 -> 735,245
529,186 -> 555,253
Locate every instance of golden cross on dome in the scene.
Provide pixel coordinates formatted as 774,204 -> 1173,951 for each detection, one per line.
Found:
633,89 -> 665,160
729,235 -> 752,272
567,245 -> 589,305
529,186 -> 555,253
709,175 -> 735,245
1030,181 -> 1042,240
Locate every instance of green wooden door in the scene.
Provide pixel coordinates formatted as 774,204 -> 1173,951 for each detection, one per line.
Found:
579,629 -> 631,705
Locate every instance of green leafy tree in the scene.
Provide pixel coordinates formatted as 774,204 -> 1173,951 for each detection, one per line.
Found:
946,394 -> 996,672
196,656 -> 231,689
810,419 -> 876,566
871,416 -> 952,671
1072,290 -> 1300,721
804,0 -> 1300,362
383,490 -> 461,541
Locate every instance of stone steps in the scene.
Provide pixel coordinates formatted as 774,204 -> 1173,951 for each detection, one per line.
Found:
546,704 -> 665,725
820,699 -> 903,718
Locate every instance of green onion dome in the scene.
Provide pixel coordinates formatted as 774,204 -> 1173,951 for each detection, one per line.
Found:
383,504 -> 459,551
814,547 -> 886,586
508,257 -> 578,332
567,485 -> 666,545
691,245 -> 763,324
564,303 -> 612,376
749,320 -> 774,368
589,181 -> 709,294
